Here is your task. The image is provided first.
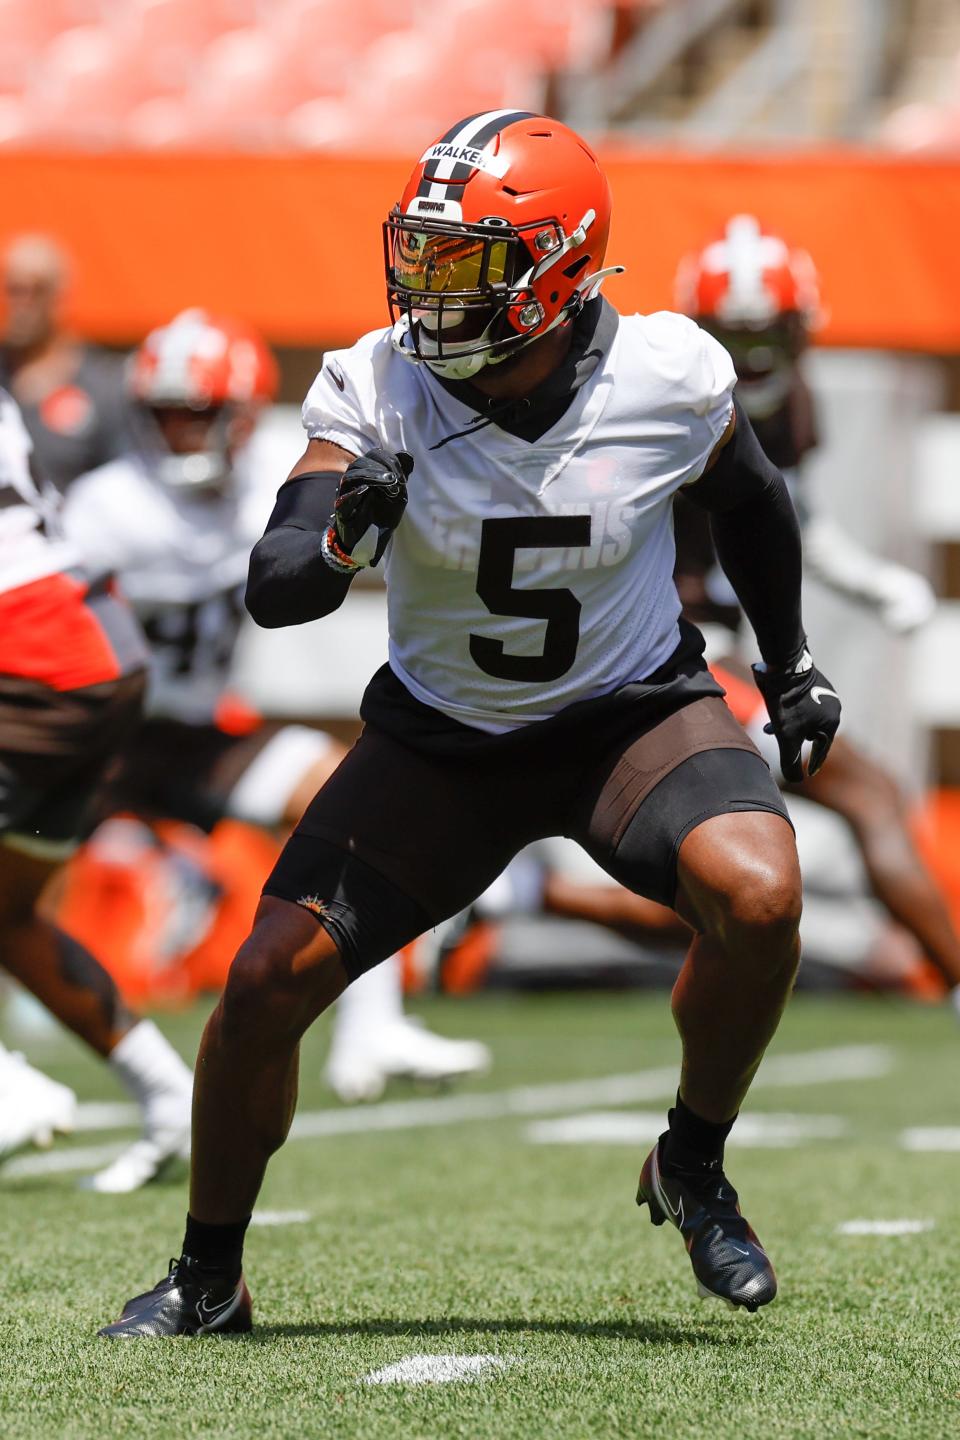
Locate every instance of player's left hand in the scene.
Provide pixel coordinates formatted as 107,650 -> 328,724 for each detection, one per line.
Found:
752,647 -> 841,783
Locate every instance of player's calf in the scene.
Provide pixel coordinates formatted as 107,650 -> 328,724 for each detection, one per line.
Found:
672,815 -> 802,1122
633,812 -> 798,1308
99,902 -> 352,1339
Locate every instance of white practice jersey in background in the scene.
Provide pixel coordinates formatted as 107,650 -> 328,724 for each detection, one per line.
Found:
62,451 -> 275,722
0,386 -> 80,596
303,309 -> 735,732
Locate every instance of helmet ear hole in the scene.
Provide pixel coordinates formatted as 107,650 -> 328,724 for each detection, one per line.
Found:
563,255 -> 590,280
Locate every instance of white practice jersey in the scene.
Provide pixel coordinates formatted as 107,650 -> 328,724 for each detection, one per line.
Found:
0,386 -> 80,596
62,452 -> 275,722
303,309 -> 735,732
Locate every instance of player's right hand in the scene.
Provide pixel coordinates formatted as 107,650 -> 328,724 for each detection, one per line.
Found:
333,448 -> 413,567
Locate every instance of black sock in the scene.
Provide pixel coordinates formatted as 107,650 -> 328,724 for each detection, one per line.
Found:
182,1214 -> 250,1282
663,1092 -> 736,1170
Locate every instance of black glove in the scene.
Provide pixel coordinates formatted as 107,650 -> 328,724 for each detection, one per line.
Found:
333,448 -> 413,567
752,646 -> 841,783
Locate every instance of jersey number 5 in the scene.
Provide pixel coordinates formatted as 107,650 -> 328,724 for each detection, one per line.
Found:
470,515 -> 591,683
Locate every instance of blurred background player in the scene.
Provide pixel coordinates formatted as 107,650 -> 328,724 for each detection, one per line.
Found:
673,214 -> 936,643
61,308 -> 489,1107
0,382 -> 193,1184
0,235 -> 129,493
672,216 -> 960,1010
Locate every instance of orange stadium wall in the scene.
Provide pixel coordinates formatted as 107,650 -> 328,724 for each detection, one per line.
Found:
1,148 -> 959,351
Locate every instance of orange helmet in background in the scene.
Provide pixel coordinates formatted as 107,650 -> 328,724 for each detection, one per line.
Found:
385,110 -> 623,380
675,216 -> 822,420
128,309 -> 279,488
129,308 -> 279,412
675,214 -> 820,333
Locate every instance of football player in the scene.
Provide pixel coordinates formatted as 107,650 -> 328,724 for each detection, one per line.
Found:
0,385 -> 193,1183
673,213 -> 936,639
673,217 -> 960,1007
100,111 -> 841,1337
0,235 -> 129,492
62,310 -> 488,1123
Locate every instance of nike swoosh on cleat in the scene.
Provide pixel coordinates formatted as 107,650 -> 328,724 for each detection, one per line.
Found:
652,1156 -> 684,1226
197,1289 -> 242,1328
810,687 -> 840,705
729,1245 -> 752,1257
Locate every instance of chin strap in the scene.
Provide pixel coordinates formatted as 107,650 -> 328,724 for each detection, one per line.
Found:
578,265 -> 626,303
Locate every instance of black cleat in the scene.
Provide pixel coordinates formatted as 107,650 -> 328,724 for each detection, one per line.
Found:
98,1257 -> 252,1338
637,1134 -> 777,1312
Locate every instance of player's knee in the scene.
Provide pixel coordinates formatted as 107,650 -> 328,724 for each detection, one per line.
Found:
712,857 -> 802,951
219,931 -> 306,1044
219,944 -> 274,1042
219,911 -> 345,1045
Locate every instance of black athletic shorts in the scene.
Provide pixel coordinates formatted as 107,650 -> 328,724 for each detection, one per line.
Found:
264,664 -> 790,979
0,671 -> 146,859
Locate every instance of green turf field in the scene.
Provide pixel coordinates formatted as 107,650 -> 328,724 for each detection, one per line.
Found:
1,990 -> 958,1439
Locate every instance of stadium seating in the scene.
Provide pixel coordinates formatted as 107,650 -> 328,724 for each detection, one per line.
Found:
0,0 -> 632,150
172,28 -> 300,149
883,99 -> 960,152
12,25 -> 137,147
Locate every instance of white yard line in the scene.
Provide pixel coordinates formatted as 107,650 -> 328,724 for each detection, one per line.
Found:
2,1043 -> 891,1178
528,1111 -> 848,1147
363,1354 -> 511,1386
5,1141 -> 127,1176
289,1044 -> 892,1140
900,1127 -> 960,1152
74,1103 -> 139,1132
838,1219 -> 934,1236
250,1209 -> 312,1227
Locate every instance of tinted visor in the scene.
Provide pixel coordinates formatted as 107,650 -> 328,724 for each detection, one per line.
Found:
389,221 -> 514,298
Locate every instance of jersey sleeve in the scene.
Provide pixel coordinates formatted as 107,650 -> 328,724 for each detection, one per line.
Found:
638,311 -> 737,487
301,330 -> 386,459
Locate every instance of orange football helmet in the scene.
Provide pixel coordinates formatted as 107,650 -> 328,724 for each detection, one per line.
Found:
129,309 -> 278,411
128,309 -> 278,488
384,110 -> 622,379
675,215 -> 821,418
675,214 -> 820,333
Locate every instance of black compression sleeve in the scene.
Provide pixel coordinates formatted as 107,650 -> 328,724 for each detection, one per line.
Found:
245,470 -> 353,629
684,400 -> 805,667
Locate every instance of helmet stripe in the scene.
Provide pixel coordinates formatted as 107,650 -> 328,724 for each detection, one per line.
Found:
417,109 -> 539,199
416,112 -> 488,196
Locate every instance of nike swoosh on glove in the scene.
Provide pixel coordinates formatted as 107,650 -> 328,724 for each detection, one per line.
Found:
752,647 -> 841,783
334,448 -> 413,567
